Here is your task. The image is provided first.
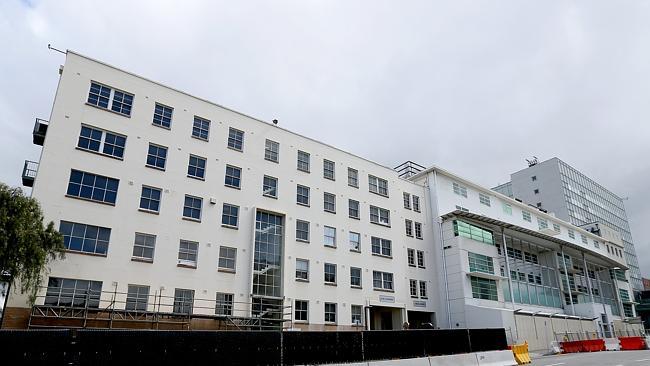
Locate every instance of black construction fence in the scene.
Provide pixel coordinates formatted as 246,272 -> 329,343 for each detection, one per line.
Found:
0,328 -> 507,366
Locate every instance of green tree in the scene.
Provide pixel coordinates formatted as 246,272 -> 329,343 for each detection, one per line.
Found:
0,183 -> 64,302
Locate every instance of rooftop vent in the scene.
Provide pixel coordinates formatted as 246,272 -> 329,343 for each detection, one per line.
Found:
394,161 -> 426,179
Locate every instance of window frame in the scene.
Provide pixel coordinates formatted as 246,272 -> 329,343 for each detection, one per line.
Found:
324,263 -> 337,285
76,124 -> 127,160
296,258 -> 309,281
369,205 -> 390,226
227,127 -> 244,151
221,203 -> 240,228
349,231 -> 361,252
263,175 -> 279,198
192,116 -> 211,141
59,220 -> 111,256
350,267 -> 362,288
146,143 -> 168,171
66,169 -> 119,205
132,232 -> 156,262
324,226 -> 337,248
348,167 -> 359,187
323,192 -> 336,213
218,246 -> 237,272
368,175 -> 389,197
371,236 -> 392,258
182,194 -> 203,221
372,270 -> 394,291
297,150 -> 310,172
152,103 -> 173,129
295,220 -> 310,243
264,139 -> 280,163
177,240 -> 199,268
348,199 -> 360,219
187,154 -> 207,180
323,159 -> 335,180
224,165 -> 242,189
296,185 -> 310,206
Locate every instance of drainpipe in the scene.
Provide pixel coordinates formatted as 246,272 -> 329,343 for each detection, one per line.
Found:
501,229 -> 518,342
560,246 -> 575,315
430,171 -> 452,328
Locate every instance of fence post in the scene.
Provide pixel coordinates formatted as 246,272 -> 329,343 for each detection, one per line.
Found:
280,330 -> 284,365
361,331 -> 365,361
467,329 -> 473,353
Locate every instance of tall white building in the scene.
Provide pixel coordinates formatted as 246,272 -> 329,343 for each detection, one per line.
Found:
3,52 -> 641,350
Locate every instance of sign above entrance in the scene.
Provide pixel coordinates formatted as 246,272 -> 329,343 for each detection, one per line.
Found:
379,295 -> 395,303
413,300 -> 426,308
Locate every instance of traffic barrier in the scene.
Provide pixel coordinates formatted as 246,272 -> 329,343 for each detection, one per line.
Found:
619,336 -> 646,351
604,338 -> 620,351
511,342 -> 531,364
559,340 -> 583,354
429,353 -> 480,366
581,339 -> 605,352
475,350 -> 518,366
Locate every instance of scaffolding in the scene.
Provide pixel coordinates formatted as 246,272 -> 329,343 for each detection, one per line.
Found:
28,287 -> 292,331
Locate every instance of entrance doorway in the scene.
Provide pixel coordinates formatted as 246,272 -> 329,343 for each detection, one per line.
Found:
368,306 -> 403,330
407,311 -> 436,329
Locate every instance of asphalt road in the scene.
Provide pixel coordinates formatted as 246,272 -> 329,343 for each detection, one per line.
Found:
531,350 -> 650,366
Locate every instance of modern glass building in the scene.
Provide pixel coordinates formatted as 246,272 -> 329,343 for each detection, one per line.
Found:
493,157 -> 642,291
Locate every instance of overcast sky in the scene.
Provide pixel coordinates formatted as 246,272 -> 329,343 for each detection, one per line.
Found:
1,0 -> 649,276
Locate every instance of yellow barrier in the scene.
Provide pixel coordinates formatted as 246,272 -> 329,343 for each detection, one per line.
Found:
512,341 -> 531,364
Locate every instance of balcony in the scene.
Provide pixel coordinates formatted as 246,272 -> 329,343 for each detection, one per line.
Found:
22,160 -> 38,187
32,118 -> 49,146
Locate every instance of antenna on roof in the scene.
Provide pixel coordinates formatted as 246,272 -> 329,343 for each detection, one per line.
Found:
272,119 -> 278,125
525,156 -> 538,167
48,44 -> 66,55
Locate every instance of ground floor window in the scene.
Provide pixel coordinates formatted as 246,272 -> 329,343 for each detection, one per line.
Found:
295,300 -> 308,321
125,285 -> 149,311
215,292 -> 234,316
470,276 -> 498,301
44,277 -> 102,308
351,305 -> 363,326
324,302 -> 337,323
173,288 -> 194,314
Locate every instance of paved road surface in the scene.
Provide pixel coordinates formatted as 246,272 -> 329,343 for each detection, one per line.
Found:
531,350 -> 650,366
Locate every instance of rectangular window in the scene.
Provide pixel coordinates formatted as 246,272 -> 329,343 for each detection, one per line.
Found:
619,289 -> 631,303
126,285 -> 149,311
368,175 -> 389,196
414,222 -> 423,239
349,231 -> 361,252
224,165 -> 242,189
372,271 -> 394,291
371,237 -> 392,257
178,240 -> 198,267
87,82 -> 111,109
221,203 -> 239,228
350,267 -> 362,287
263,176 -> 278,198
182,195 -> 202,221
192,116 -> 210,141
453,182 -> 468,197
77,125 -> 126,159
173,288 -> 194,314
348,168 -> 358,187
324,192 -> 336,213
187,154 -> 206,180
324,302 -> 337,323
323,159 -> 335,180
146,143 -> 167,170
552,223 -> 561,233
348,199 -> 360,219
295,300 -> 308,321
264,139 -> 279,163
59,221 -> 110,255
324,263 -> 337,284
468,252 -> 494,274
139,186 -> 161,213
502,203 -> 512,215
370,206 -> 390,226
296,259 -> 309,281
623,303 -> 634,318
296,185 -> 310,206
403,192 -> 411,209
407,248 -> 415,266
66,169 -> 119,205
417,250 -> 425,268
453,220 -> 494,245
324,226 -> 336,247
522,211 -> 532,222
132,232 -> 156,261
581,234 -> 588,244
218,246 -> 237,272
351,305 -> 363,326
296,220 -> 310,242
44,277 -> 102,308
152,103 -> 173,129
419,281 -> 427,299
479,193 -> 491,206
405,219 -> 413,237
215,293 -> 234,316
537,217 -> 548,230
87,82 -> 133,116
227,127 -> 244,150
470,276 -> 498,301
568,229 -> 575,239
297,150 -> 310,172
111,90 -> 134,116
412,196 -> 421,212
409,279 -> 418,297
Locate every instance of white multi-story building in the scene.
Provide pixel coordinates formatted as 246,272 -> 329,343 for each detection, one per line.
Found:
3,51 -> 641,350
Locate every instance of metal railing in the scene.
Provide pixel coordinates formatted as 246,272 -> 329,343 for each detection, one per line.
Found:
29,286 -> 292,331
394,161 -> 426,179
22,160 -> 38,187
